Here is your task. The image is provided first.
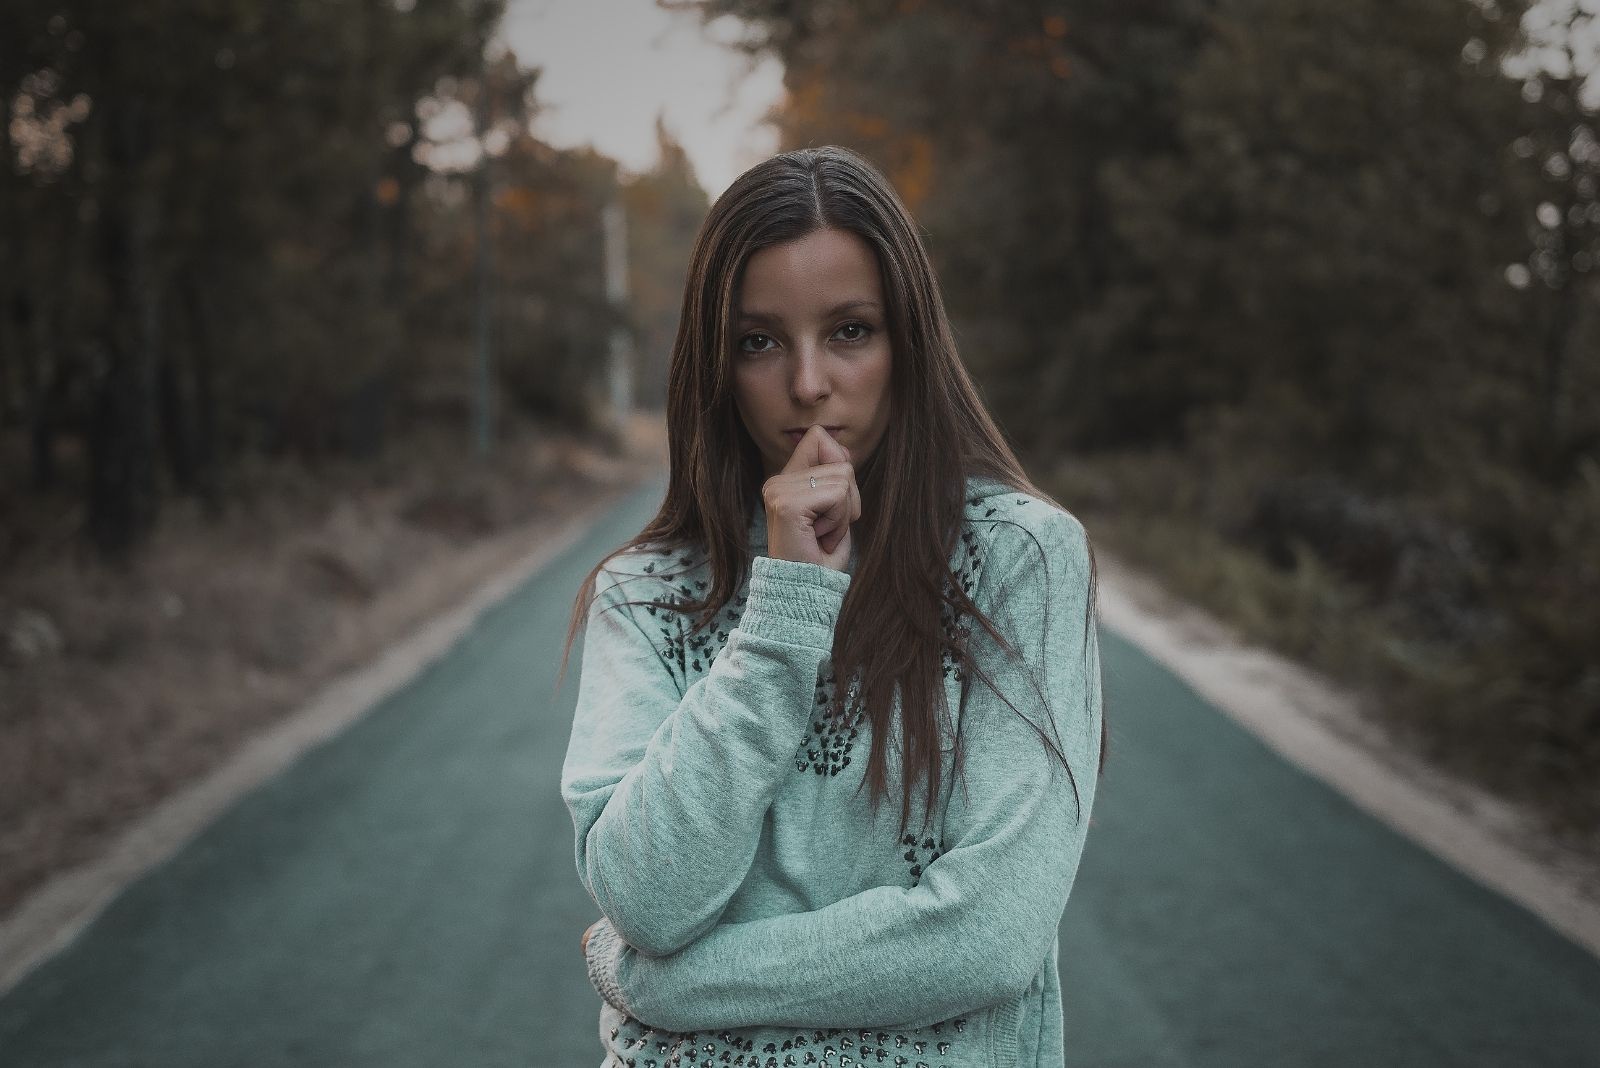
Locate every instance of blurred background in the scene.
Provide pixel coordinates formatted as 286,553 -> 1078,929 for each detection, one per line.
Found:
1,0 -> 1597,962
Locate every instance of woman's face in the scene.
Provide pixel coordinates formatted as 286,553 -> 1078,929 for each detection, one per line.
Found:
730,227 -> 894,481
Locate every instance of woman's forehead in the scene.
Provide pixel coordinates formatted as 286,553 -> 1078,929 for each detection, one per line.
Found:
735,228 -> 883,316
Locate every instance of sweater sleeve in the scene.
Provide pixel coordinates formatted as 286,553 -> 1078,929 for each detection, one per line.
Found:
584,510 -> 1103,1032
560,552 -> 852,958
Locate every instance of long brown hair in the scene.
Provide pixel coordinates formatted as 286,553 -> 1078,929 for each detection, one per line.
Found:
558,144 -> 1104,838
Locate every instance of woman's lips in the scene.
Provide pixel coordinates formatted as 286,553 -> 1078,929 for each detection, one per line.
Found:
784,426 -> 843,445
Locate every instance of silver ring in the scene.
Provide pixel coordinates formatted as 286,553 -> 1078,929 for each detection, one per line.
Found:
809,476 -> 817,489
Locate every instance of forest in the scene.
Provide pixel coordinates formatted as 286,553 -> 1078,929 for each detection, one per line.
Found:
0,0 -> 706,910
675,0 -> 1599,834
0,0 -> 704,561
1,0 -> 1596,895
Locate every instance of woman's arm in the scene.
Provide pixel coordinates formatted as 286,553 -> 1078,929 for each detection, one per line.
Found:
561,552 -> 851,958
584,512 -> 1103,1033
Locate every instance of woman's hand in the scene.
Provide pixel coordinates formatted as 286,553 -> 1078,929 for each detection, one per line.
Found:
763,424 -> 861,572
581,919 -> 603,957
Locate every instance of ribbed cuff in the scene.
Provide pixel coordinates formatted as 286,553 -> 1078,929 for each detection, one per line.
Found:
584,919 -> 633,1016
990,995 -> 1022,1068
739,555 -> 852,649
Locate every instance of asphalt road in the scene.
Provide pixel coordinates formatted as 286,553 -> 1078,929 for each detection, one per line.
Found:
2,478 -> 1597,1067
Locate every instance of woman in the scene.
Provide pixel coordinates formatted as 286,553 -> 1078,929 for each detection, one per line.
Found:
558,145 -> 1106,1068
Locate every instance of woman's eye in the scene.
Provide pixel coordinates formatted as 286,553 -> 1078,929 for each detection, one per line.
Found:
834,322 -> 871,342
740,333 -> 776,354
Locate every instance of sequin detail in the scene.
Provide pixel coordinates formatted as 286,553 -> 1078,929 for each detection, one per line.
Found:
630,498 -> 1002,775
900,832 -> 950,887
938,525 -> 985,685
637,553 -> 742,691
605,1013 -> 971,1067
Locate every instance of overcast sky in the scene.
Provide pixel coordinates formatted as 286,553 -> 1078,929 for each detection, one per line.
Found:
499,0 -> 785,198
495,0 -> 1600,197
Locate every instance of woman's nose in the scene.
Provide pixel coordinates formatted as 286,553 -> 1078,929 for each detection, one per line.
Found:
788,342 -> 829,403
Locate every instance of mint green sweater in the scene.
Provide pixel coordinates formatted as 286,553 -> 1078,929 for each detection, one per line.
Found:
561,476 -> 1103,1068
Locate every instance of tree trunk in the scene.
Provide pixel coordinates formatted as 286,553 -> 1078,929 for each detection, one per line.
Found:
88,92 -> 161,559
180,269 -> 222,514
1539,270 -> 1576,479
157,336 -> 196,495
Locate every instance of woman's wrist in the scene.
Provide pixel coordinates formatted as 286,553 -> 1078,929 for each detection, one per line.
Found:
740,555 -> 851,647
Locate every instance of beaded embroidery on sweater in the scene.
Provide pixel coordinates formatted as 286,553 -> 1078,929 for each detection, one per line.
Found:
563,475 -> 1103,1068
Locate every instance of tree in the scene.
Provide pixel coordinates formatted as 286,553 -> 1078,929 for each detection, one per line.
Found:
675,0 -> 1219,450
622,117 -> 711,408
0,0 -> 505,558
1503,0 -> 1600,480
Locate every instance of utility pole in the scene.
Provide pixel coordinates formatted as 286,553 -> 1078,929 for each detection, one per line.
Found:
601,200 -> 633,443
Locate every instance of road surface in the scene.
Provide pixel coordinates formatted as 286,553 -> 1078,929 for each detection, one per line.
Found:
2,478 -> 1597,1066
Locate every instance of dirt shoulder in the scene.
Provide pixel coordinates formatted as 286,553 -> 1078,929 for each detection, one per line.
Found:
0,413 -> 667,928
1093,546 -> 1600,958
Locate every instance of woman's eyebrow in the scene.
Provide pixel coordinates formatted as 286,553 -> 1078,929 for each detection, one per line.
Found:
736,299 -> 883,324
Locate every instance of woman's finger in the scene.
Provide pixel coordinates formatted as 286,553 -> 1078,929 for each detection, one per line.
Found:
762,450 -> 861,568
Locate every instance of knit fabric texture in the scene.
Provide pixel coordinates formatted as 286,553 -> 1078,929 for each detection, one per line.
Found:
561,475 -> 1103,1068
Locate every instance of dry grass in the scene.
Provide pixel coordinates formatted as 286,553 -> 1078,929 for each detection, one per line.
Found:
1040,448 -> 1600,859
0,413 -> 668,917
